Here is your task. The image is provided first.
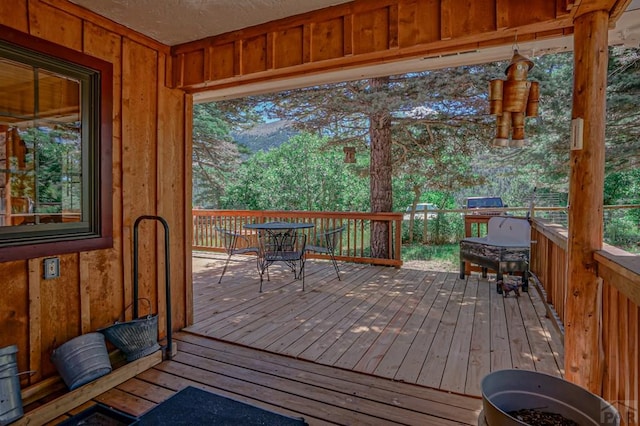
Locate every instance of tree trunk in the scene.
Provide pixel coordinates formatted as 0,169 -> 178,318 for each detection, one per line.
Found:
369,77 -> 393,259
408,185 -> 422,244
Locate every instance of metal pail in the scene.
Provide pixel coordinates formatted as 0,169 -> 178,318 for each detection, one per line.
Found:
50,333 -> 112,391
481,369 -> 620,426
0,345 -> 23,426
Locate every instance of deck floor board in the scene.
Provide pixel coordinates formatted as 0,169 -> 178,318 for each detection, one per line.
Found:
45,254 -> 564,425
92,333 -> 482,425
189,253 -> 564,398
70,253 -> 565,424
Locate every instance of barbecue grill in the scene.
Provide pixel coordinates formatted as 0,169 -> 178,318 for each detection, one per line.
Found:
459,217 -> 531,294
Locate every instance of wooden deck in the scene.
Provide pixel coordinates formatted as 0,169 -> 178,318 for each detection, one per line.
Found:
34,253 -> 564,425
89,332 -> 483,425
189,253 -> 564,397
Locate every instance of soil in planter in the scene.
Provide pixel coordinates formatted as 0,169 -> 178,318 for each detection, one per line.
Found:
507,409 -> 579,426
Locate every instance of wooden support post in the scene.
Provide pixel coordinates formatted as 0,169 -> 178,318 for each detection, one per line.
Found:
565,9 -> 608,394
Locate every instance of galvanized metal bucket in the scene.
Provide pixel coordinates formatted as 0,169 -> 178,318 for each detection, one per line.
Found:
50,333 -> 112,391
481,369 -> 620,426
98,298 -> 160,362
99,314 -> 159,362
0,345 -> 23,426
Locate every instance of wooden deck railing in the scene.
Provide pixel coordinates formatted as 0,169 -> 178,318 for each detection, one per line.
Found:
192,210 -> 403,267
529,220 -> 569,324
529,219 -> 639,425
594,246 -> 640,425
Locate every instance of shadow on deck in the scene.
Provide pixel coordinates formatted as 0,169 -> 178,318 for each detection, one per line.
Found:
188,252 -> 564,397
24,253 -> 563,425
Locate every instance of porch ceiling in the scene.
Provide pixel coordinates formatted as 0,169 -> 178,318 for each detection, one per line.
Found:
68,0 -> 640,102
68,0 -> 640,50
68,0 -> 352,45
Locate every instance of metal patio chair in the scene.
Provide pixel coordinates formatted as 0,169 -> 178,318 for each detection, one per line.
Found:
304,225 -> 345,280
257,229 -> 306,292
215,226 -> 259,284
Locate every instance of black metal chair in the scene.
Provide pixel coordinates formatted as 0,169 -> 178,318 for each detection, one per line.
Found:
257,229 -> 306,292
304,225 -> 345,280
215,226 -> 259,284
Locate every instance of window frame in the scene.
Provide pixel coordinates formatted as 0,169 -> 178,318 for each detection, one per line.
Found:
0,24 -> 113,262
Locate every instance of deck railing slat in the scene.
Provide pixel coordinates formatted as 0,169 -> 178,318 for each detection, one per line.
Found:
193,210 -> 403,267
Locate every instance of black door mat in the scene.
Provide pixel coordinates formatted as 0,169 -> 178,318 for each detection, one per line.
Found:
138,386 -> 307,426
58,404 -> 138,425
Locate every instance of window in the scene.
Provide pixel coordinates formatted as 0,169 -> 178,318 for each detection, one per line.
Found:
0,26 -> 112,261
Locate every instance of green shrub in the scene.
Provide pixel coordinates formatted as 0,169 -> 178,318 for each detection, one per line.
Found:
402,243 -> 460,264
401,213 -> 465,245
605,216 -> 640,252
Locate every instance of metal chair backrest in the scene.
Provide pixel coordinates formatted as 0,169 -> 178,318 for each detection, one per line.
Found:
258,230 -> 306,260
215,226 -> 257,255
322,226 -> 345,251
214,226 -> 258,284
308,226 -> 345,254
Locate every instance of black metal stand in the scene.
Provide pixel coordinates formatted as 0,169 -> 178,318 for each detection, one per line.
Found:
133,215 -> 172,360
459,239 -> 529,294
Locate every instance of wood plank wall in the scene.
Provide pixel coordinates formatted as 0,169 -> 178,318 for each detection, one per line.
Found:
171,0 -> 572,92
0,0 -> 190,387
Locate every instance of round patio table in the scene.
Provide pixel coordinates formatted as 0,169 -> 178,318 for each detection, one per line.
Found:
243,221 -> 314,291
243,221 -> 314,231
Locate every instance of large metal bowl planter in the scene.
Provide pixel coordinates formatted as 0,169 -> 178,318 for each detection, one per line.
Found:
481,369 -> 619,426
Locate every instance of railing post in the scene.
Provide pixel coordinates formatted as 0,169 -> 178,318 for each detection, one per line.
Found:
394,218 -> 402,267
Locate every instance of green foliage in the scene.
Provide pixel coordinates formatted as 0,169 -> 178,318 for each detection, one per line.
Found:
248,67 -> 497,199
606,47 -> 640,171
192,103 -> 255,207
604,169 -> 640,205
221,133 -> 369,211
402,213 -> 465,245
605,213 -> 640,252
461,48 -> 640,209
17,125 -> 81,213
402,243 -> 460,264
193,49 -> 640,253
602,169 -> 640,251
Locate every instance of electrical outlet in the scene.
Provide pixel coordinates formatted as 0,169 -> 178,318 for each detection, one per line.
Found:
43,257 -> 60,279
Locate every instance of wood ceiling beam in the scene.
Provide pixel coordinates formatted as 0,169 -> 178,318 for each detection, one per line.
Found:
573,0 -> 632,18
170,0 -> 624,95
